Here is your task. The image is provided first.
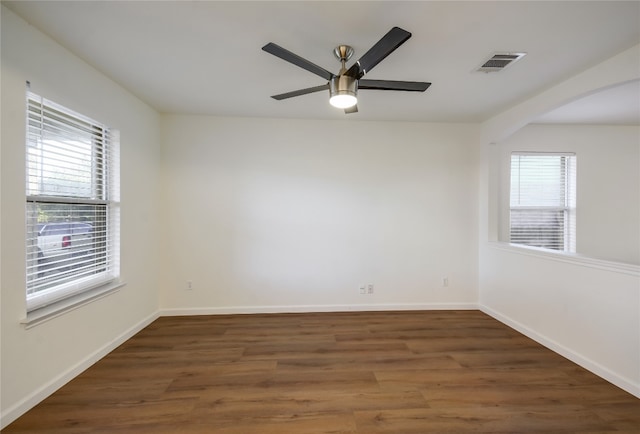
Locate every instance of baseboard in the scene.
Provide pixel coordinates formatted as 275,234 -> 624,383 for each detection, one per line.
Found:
479,304 -> 640,399
0,310 -> 160,430
159,302 -> 479,316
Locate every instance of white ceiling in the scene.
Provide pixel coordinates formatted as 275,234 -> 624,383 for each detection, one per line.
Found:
533,80 -> 640,125
4,1 -> 640,123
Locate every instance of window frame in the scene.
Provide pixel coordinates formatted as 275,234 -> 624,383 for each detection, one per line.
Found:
25,91 -> 121,319
509,152 -> 576,253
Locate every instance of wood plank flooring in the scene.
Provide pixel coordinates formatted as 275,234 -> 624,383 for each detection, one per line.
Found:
3,310 -> 639,433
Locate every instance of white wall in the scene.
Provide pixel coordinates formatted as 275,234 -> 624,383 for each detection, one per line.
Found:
160,116 -> 480,313
480,246 -> 639,393
1,6 -> 162,427
479,45 -> 640,397
496,123 -> 640,264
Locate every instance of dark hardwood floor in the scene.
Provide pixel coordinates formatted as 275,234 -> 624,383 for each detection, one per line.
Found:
3,310 -> 639,433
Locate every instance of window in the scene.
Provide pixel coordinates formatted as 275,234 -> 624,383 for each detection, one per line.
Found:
510,152 -> 576,252
25,91 -> 120,313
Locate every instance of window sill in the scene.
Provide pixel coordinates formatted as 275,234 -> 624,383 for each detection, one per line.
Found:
21,281 -> 125,329
487,242 -> 640,277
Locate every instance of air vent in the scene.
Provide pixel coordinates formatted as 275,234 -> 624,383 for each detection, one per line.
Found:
476,52 -> 526,72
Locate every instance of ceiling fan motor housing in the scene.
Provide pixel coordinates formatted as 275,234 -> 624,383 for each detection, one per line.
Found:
329,74 -> 358,108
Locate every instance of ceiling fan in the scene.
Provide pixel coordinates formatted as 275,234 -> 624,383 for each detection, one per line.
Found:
262,27 -> 431,114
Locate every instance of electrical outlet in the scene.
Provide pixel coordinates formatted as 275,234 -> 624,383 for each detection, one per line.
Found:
367,283 -> 374,294
442,277 -> 449,287
187,280 -> 193,290
359,284 -> 367,294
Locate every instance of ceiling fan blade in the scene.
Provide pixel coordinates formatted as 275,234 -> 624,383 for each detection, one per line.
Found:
344,105 -> 358,114
271,84 -> 329,100
262,43 -> 334,81
358,79 -> 431,92
345,27 -> 411,78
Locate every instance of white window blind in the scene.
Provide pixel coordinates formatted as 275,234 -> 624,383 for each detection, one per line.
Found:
510,152 -> 576,252
26,91 -> 120,312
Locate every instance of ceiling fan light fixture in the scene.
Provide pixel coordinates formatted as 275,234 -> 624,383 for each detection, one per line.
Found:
330,93 -> 357,109
329,75 -> 358,108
